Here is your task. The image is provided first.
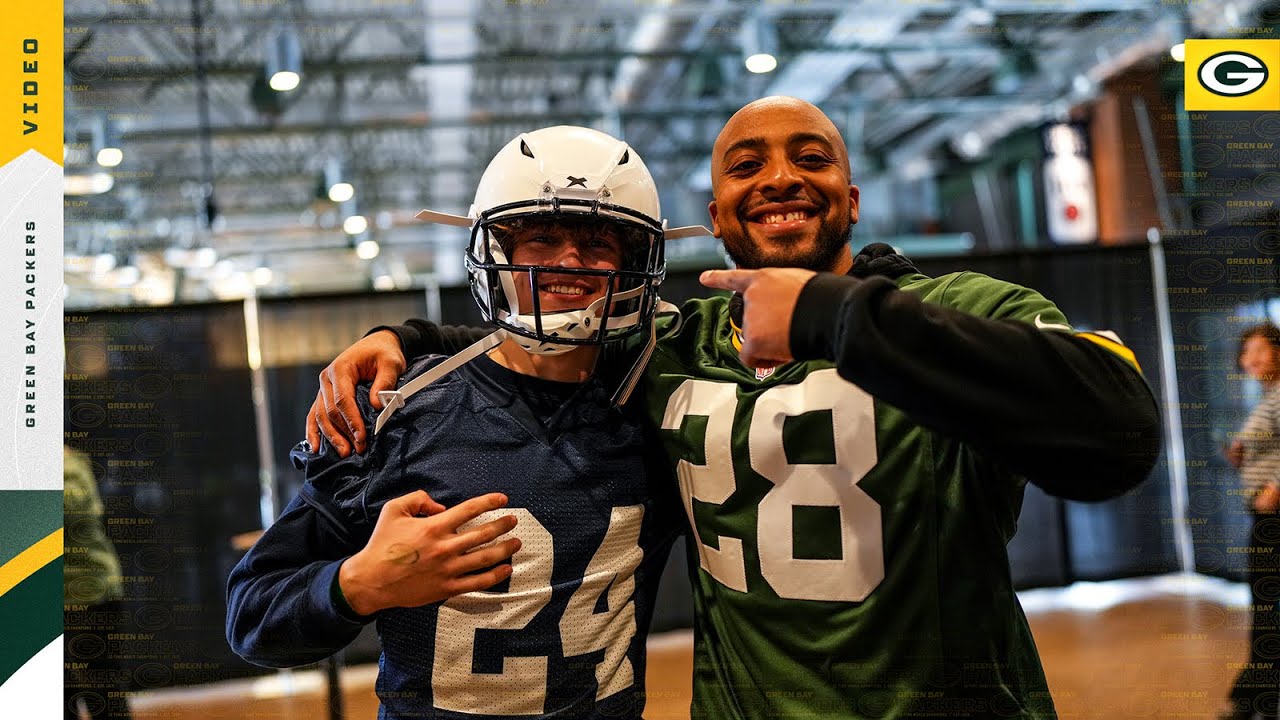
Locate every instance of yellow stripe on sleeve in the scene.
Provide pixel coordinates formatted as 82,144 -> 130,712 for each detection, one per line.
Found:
1076,332 -> 1140,372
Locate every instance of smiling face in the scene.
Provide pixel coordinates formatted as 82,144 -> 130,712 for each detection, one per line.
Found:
709,97 -> 859,273
1240,333 -> 1280,384
495,216 -> 626,315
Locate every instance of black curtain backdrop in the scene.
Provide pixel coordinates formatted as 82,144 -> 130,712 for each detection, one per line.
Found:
911,244 -> 1180,585
65,304 -> 264,688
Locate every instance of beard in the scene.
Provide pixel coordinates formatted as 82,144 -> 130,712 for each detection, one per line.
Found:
721,216 -> 852,272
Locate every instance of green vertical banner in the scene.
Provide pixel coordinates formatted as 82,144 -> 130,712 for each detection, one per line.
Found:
0,0 -> 64,717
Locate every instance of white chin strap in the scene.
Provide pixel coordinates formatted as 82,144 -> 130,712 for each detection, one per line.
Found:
498,282 -> 648,355
373,329 -> 509,435
372,300 -> 684,434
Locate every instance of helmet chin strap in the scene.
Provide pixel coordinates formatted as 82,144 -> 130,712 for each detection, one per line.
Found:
372,293 -> 677,433
373,329 -> 509,434
497,283 -> 648,355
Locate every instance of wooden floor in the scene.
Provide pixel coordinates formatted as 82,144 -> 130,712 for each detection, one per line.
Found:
132,574 -> 1252,719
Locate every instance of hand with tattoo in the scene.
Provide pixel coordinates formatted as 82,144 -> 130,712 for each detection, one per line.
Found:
337,490 -> 521,615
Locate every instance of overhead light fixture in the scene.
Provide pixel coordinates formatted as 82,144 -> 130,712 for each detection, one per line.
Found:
344,214 -> 369,236
92,115 -> 123,167
356,239 -> 380,260
252,264 -> 273,287
373,273 -> 395,291
64,172 -> 114,196
954,131 -> 986,160
328,182 -> 354,203
744,53 -> 777,75
742,15 -> 778,74
1071,74 -> 1094,97
1170,43 -> 1186,63
960,5 -> 995,28
324,158 -> 354,202
96,147 -> 123,167
265,27 -> 302,92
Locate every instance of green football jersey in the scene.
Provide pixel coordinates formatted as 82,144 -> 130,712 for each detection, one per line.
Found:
643,271 -> 1072,720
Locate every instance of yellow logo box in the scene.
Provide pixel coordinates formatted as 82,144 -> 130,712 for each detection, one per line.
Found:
1184,40 -> 1280,111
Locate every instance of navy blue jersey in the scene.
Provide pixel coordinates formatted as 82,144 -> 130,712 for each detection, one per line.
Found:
227,353 -> 683,720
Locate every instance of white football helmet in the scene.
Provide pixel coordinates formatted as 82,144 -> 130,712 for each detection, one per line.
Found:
424,126 -> 668,355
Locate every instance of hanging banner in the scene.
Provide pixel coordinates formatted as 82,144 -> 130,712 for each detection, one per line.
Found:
1042,123 -> 1099,245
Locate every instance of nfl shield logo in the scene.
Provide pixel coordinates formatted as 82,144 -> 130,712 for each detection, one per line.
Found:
755,366 -> 774,381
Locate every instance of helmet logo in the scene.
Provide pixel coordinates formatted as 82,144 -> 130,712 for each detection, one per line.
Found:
566,175 -> 588,188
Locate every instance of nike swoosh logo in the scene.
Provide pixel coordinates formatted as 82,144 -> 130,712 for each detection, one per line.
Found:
1034,314 -> 1072,332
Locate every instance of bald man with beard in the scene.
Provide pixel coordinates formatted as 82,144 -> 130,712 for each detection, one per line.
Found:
306,97 -> 1161,719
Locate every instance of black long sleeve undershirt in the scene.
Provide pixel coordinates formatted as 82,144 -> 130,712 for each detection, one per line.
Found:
790,272 -> 1162,502
372,268 -> 1162,503
368,320 -> 487,357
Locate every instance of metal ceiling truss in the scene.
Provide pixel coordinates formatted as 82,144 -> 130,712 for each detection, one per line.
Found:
66,0 -> 1217,307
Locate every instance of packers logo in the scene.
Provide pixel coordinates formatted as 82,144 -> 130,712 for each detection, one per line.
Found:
1198,51 -> 1268,97
1184,40 -> 1280,111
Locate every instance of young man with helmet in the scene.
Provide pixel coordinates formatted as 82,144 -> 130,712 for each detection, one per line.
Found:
305,98 -> 1162,719
226,126 -> 701,719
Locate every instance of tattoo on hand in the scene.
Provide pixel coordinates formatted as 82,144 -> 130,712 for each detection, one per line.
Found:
387,544 -> 420,565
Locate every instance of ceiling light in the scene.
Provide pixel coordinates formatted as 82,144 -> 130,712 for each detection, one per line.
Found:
955,131 -> 986,159
1071,74 -> 1094,96
745,54 -> 778,74
64,172 -> 114,196
265,27 -> 302,92
961,6 -> 995,27
373,274 -> 395,290
343,214 -> 369,236
328,182 -> 354,203
96,147 -> 123,167
356,239 -> 380,260
252,265 -> 274,286
741,15 -> 778,74
269,72 -> 300,92
92,114 -> 123,167
1170,43 -> 1185,63
323,158 -> 354,202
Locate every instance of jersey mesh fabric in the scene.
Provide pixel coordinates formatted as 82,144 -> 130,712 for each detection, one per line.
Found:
641,272 -> 1060,720
298,353 -> 682,720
